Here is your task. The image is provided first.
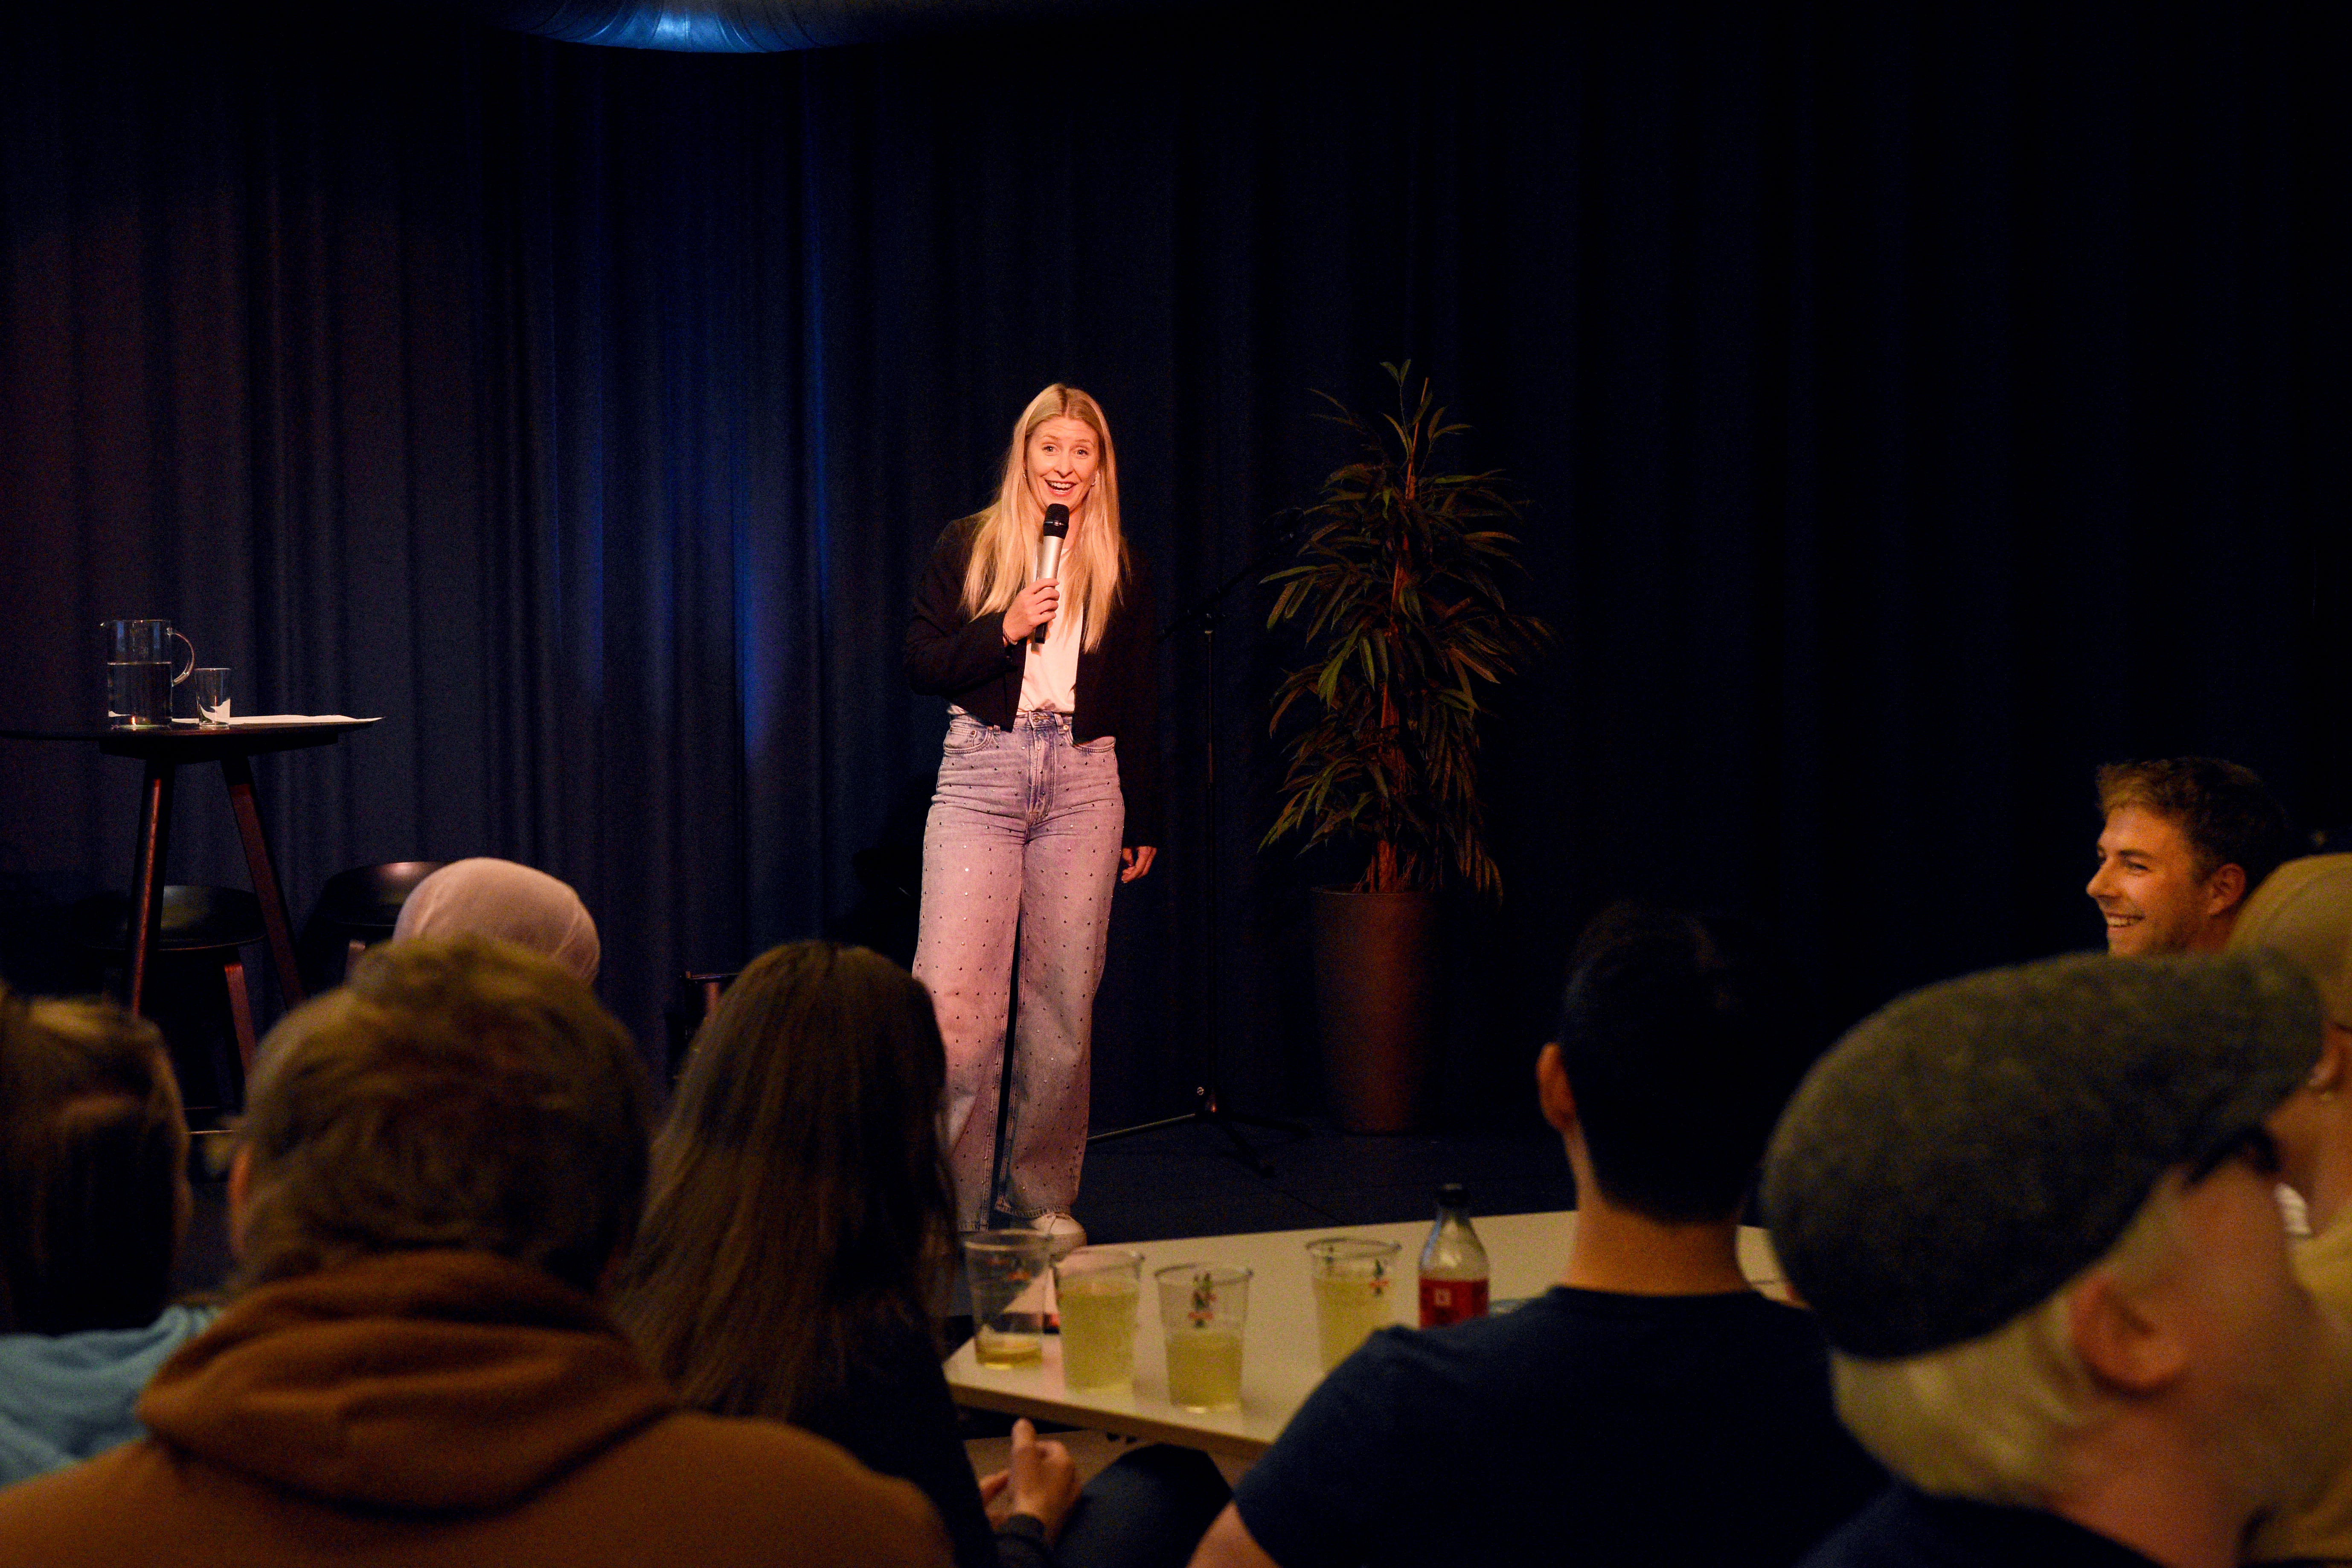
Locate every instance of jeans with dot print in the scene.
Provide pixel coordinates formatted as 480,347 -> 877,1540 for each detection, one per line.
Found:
915,710 -> 1125,1231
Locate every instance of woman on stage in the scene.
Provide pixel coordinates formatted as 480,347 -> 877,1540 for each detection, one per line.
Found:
905,384 -> 1159,1244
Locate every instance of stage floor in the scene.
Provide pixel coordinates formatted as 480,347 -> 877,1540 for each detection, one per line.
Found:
174,1117 -> 1579,1299
1071,1115 -> 1577,1245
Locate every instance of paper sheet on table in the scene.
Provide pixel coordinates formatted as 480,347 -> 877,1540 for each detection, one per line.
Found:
218,714 -> 379,725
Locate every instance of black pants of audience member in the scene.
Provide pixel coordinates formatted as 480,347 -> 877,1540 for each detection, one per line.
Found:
1056,1445 -> 1231,1568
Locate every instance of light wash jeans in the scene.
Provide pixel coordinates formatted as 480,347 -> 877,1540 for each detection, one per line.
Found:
914,710 -> 1124,1230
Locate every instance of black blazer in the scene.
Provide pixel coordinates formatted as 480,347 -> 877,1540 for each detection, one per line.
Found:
904,514 -> 1162,844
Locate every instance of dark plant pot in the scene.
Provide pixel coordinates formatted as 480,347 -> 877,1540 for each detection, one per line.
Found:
1310,887 -> 1440,1134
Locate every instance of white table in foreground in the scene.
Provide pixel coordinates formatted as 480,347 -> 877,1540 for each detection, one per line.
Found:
942,1210 -> 1784,1462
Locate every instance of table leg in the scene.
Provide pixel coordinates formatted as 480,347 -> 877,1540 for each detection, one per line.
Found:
221,753 -> 307,1009
128,757 -> 177,1016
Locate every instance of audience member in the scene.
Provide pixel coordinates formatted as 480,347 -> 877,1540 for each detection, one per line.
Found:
614,940 -> 1227,1568
2222,855 -> 2352,1562
0,986 -> 215,1487
392,856 -> 601,981
1766,951 -> 2352,1568
2086,757 -> 2289,955
0,937 -> 951,1566
1188,906 -> 1883,1568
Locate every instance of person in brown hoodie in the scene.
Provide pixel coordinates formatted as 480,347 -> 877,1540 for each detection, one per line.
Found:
0,934 -> 954,1568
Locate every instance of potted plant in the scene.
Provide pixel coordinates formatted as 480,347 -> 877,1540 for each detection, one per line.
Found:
1262,364 -> 1548,1132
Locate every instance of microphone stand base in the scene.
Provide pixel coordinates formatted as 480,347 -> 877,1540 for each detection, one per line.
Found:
1087,1086 -> 1306,1177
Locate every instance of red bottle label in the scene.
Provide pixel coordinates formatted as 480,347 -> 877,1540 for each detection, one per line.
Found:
1419,1276 -> 1489,1327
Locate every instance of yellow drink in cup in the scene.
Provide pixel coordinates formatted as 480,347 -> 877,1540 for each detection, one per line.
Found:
1059,1278 -> 1138,1385
1305,1237 -> 1401,1371
1311,1272 -> 1394,1369
1055,1247 -> 1145,1391
1155,1262 -> 1250,1414
965,1230 -> 1053,1369
977,1329 -> 1044,1368
1163,1329 -> 1244,1411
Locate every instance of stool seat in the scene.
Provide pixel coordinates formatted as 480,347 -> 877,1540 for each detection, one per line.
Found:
302,861 -> 448,988
315,861 -> 447,935
75,886 -> 267,954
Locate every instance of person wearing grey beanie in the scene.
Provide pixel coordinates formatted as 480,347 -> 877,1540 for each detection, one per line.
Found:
1766,951 -> 2352,1568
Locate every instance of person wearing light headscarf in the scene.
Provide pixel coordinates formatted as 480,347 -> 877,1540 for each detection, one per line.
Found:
391,858 -> 601,983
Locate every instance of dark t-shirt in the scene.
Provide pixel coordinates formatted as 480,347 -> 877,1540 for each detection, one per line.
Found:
1233,1286 -> 1883,1568
1799,1486 -> 2163,1567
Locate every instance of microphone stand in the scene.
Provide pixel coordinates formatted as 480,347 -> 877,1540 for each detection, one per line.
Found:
1090,513 -> 1310,1173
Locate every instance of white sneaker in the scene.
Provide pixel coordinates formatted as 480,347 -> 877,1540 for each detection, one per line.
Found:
1029,1211 -> 1087,1258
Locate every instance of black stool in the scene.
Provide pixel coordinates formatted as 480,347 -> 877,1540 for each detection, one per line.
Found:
74,885 -> 265,1101
299,861 -> 447,989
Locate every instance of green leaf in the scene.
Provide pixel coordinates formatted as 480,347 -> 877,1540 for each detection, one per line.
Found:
1259,363 -> 1552,899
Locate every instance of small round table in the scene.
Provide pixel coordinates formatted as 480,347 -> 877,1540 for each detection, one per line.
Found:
0,719 -> 378,1017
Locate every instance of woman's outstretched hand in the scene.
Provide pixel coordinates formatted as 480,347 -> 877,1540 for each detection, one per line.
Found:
977,1417 -> 1081,1542
1120,846 -> 1157,882
1002,579 -> 1060,643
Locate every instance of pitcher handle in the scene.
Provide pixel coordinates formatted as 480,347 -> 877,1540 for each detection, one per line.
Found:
169,630 -> 196,686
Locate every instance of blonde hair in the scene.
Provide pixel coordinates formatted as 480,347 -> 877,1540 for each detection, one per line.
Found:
960,384 -> 1125,651
1830,1176 -> 2187,1504
234,936 -> 649,1294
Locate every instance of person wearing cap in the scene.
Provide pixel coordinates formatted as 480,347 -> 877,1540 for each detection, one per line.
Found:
2223,855 -> 2352,1564
1189,906 -> 1884,1568
2086,757 -> 2290,955
1766,951 -> 2352,1568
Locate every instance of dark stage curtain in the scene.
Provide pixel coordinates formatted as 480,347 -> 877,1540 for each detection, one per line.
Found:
1,1 -> 2344,1125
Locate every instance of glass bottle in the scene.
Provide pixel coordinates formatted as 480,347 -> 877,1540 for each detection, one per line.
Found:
1417,1181 -> 1490,1327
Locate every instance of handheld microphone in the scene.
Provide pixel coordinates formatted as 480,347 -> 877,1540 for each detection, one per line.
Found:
1032,503 -> 1069,647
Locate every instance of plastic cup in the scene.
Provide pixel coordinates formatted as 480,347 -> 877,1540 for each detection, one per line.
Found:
1054,1246 -> 1143,1390
1305,1236 -> 1401,1370
1155,1263 -> 1250,1412
964,1230 -> 1054,1369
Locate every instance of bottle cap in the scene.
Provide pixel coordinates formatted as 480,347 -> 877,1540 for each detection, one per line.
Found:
1436,1181 -> 1468,1208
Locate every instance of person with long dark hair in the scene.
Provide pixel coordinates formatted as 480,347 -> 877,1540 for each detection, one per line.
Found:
613,942 -> 1228,1568
904,385 -> 1160,1243
612,941 -> 1080,1566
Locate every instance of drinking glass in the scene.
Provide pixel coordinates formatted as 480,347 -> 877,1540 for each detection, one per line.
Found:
1305,1237 -> 1401,1371
189,668 -> 231,724
1155,1263 -> 1250,1413
964,1230 -> 1054,1369
1053,1246 -> 1143,1391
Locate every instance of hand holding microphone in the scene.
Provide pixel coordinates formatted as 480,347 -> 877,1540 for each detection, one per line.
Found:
1002,579 -> 1059,644
1002,503 -> 1070,646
